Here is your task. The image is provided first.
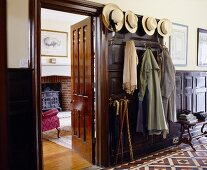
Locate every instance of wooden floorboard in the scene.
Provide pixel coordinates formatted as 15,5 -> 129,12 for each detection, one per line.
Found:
43,138 -> 92,170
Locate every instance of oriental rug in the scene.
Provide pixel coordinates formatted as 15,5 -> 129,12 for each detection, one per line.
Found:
43,130 -> 72,149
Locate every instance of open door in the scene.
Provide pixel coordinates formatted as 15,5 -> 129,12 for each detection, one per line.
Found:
71,17 -> 94,163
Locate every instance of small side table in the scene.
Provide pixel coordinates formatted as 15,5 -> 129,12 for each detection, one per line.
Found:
176,121 -> 196,151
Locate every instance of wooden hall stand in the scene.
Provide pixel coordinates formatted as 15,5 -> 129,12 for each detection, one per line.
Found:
176,120 -> 207,151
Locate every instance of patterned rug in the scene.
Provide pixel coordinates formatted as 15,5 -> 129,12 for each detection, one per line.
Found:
43,130 -> 72,149
108,142 -> 207,170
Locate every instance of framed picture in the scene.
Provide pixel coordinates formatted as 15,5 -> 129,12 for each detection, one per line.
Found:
170,23 -> 188,66
197,28 -> 207,66
41,30 -> 68,57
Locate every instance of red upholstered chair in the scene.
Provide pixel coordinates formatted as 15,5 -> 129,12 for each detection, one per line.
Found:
42,108 -> 60,138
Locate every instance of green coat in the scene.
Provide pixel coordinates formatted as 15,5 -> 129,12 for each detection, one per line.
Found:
138,49 -> 168,137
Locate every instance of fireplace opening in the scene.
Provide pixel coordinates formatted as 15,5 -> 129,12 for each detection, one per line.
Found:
41,76 -> 71,111
41,83 -> 62,111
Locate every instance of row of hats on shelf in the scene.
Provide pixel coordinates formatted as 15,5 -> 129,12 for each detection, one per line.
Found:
102,3 -> 172,37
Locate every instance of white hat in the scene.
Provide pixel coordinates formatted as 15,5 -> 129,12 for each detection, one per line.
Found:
157,19 -> 172,37
102,3 -> 124,32
125,11 -> 138,33
142,16 -> 158,35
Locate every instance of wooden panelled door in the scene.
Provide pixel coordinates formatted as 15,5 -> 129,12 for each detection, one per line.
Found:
71,17 -> 94,163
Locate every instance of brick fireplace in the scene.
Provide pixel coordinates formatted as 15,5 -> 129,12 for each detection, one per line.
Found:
41,76 -> 71,111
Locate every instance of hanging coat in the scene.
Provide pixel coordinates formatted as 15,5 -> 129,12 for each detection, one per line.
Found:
160,47 -> 177,122
136,101 -> 144,133
123,40 -> 138,94
138,49 -> 168,138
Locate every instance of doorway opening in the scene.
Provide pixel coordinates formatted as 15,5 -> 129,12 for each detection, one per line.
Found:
40,8 -> 96,169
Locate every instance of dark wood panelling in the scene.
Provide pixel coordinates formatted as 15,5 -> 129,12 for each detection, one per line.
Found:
109,72 -> 124,95
29,0 -> 42,169
193,72 -> 207,113
177,71 -> 207,114
176,71 -> 207,138
71,17 -> 94,163
108,43 -> 125,71
0,0 -> 8,169
183,73 -> 194,111
41,0 -> 103,16
7,69 -> 36,170
176,72 -> 183,114
95,16 -> 110,166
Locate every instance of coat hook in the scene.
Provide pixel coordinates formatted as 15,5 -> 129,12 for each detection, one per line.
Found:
109,38 -> 114,45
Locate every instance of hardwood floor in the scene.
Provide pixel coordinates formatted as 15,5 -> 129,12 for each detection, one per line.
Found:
43,138 -> 92,170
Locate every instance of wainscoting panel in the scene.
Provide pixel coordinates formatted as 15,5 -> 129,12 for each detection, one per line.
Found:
7,68 -> 35,170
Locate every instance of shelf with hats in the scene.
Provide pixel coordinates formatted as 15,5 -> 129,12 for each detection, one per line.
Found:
102,3 -> 172,37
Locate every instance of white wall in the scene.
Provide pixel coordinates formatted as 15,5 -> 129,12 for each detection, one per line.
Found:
41,9 -> 87,76
7,0 -> 207,70
7,0 -> 29,68
41,19 -> 71,76
90,0 -> 207,70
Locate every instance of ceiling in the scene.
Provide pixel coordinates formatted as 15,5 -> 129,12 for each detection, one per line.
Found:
41,8 -> 88,24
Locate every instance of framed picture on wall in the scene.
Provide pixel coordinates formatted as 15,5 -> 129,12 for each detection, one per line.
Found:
41,30 -> 68,57
170,23 -> 188,66
197,28 -> 207,66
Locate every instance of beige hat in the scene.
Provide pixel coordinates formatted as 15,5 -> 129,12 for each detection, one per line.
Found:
102,3 -> 124,32
125,11 -> 138,33
142,16 -> 158,35
157,19 -> 172,37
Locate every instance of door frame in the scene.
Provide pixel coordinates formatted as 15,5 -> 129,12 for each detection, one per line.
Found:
29,0 -> 110,168
0,0 -> 8,170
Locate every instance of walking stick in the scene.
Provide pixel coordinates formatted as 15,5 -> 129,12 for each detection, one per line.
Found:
115,100 -> 123,163
115,97 -> 134,163
124,99 -> 134,160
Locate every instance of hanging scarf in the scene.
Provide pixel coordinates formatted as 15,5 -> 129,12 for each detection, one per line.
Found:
123,40 -> 138,94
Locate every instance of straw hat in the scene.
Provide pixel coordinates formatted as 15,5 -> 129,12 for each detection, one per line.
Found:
102,3 -> 124,32
142,16 -> 158,35
157,19 -> 172,37
125,11 -> 138,33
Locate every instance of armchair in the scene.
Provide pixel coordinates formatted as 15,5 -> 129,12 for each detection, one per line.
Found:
42,108 -> 60,138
